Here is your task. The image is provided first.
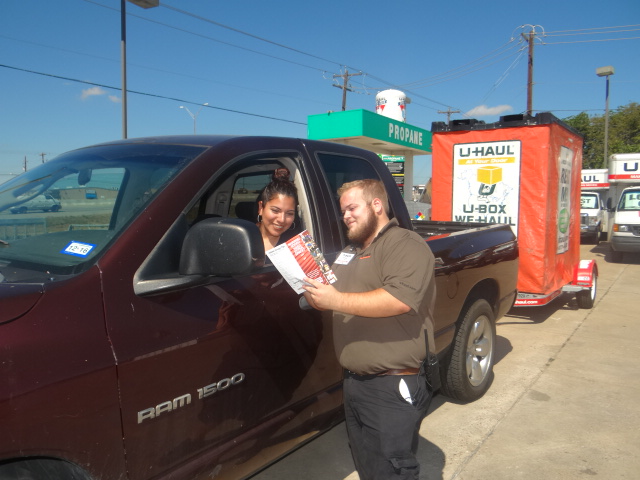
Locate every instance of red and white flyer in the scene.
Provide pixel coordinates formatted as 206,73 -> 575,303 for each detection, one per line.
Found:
266,230 -> 337,294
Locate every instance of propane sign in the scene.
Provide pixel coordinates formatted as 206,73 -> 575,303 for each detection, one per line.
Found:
452,141 -> 521,234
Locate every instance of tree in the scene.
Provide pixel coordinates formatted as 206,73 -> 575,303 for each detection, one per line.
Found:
563,102 -> 640,169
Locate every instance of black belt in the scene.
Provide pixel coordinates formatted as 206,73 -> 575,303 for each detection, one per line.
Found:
345,367 -> 420,378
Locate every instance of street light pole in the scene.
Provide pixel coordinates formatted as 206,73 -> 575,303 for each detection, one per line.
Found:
596,66 -> 615,166
121,0 -> 128,139
179,103 -> 209,134
121,0 -> 159,139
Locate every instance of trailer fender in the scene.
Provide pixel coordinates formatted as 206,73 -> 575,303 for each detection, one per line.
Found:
573,259 -> 598,288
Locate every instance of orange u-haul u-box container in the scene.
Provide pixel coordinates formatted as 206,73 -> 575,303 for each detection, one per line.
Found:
431,112 -> 597,308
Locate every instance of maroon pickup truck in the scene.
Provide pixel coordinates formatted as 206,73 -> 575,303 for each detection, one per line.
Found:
0,136 -> 518,480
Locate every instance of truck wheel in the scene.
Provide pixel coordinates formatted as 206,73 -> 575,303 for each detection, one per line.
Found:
0,458 -> 89,479
576,274 -> 597,309
441,298 -> 495,402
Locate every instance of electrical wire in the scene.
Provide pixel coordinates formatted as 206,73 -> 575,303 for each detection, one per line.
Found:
0,34 -> 335,108
0,63 -> 307,126
396,40 -> 521,89
161,3 -> 340,68
542,36 -> 640,45
81,0 -> 330,73
544,24 -> 640,34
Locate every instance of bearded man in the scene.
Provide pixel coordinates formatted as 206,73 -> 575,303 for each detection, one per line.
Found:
302,179 -> 436,480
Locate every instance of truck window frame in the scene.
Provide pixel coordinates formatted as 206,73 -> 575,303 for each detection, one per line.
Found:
314,151 -> 388,248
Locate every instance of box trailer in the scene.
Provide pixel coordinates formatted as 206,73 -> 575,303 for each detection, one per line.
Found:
431,112 -> 597,308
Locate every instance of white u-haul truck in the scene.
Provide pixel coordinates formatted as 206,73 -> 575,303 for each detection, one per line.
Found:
607,153 -> 640,262
580,169 -> 609,244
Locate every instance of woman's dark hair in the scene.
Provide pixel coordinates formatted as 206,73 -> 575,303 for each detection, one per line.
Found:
259,167 -> 298,205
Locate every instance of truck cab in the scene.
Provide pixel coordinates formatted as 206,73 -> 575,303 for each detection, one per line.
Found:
580,191 -> 607,244
609,186 -> 640,262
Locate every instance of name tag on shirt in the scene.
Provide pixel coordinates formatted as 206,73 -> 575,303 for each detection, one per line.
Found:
335,252 -> 355,265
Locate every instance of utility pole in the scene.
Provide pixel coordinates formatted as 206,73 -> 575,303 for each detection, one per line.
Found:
523,28 -> 535,117
333,69 -> 362,111
23,156 -> 27,172
40,153 -> 46,163
438,108 -> 460,123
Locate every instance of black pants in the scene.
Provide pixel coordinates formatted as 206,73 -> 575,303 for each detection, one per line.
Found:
343,371 -> 431,480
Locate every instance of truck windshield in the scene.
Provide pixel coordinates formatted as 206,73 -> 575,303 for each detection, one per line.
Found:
0,143 -> 206,282
580,194 -> 598,209
618,190 -> 640,211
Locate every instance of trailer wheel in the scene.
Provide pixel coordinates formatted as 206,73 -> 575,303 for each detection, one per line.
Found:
441,298 -> 495,402
576,274 -> 597,309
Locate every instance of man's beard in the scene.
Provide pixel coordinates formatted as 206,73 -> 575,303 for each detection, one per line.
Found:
347,205 -> 378,248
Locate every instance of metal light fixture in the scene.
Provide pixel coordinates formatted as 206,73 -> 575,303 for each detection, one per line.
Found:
180,103 -> 209,134
596,66 -> 615,165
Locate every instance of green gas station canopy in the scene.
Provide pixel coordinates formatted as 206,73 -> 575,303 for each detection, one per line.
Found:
308,109 -> 432,156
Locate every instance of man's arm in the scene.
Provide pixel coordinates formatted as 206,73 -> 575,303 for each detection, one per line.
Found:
302,276 -> 411,317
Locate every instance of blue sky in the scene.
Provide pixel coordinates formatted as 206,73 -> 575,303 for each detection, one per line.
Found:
1,0 -> 639,185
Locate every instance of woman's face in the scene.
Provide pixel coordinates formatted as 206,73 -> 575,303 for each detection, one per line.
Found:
258,194 -> 296,239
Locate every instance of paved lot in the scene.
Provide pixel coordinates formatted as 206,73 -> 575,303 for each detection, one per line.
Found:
253,242 -> 640,479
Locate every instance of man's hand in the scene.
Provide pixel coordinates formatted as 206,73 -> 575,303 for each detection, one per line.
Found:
302,276 -> 411,317
302,276 -> 340,311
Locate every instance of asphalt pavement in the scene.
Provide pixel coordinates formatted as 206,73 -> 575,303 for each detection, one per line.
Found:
252,241 -> 640,479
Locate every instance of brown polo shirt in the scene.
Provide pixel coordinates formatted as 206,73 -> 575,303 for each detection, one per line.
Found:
331,218 -> 436,375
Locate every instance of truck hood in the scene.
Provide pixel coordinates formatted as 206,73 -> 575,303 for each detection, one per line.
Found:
615,211 -> 640,224
0,283 -> 43,325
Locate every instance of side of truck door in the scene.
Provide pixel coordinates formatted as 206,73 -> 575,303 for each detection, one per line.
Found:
100,147 -> 343,480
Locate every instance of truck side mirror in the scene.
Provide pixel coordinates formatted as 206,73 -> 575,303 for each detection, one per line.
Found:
179,218 -> 265,276
606,197 -> 613,210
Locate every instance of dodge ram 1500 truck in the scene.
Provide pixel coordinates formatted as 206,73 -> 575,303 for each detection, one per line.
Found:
0,136 -> 518,480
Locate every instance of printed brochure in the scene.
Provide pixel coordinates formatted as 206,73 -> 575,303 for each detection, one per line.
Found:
266,230 -> 337,294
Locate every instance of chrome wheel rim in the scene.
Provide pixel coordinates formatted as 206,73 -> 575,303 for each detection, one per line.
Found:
466,315 -> 493,387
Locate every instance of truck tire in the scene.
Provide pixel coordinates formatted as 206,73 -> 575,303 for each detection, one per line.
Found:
441,298 -> 495,402
0,458 -> 90,480
576,274 -> 597,309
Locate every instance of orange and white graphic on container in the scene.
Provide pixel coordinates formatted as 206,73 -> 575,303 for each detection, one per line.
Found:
452,141 -> 521,234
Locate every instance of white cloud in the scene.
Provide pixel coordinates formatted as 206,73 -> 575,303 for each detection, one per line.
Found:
465,104 -> 513,117
81,86 -> 107,100
108,95 -> 121,103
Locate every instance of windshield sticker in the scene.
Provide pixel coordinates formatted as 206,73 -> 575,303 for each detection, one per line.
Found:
61,241 -> 96,257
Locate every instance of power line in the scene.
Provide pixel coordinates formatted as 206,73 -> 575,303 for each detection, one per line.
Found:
0,33 -> 335,109
396,39 -> 522,89
544,24 -> 640,34
33,4 -> 640,122
0,63 -> 306,126
542,36 -> 640,45
544,28 -> 640,37
161,3 -> 340,68
81,0 -> 459,112
81,0 -> 330,73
